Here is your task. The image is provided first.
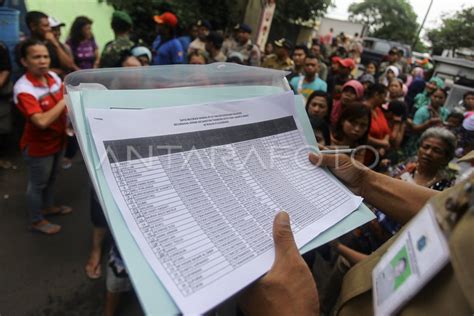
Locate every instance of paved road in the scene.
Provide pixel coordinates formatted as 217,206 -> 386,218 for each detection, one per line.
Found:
0,135 -> 142,316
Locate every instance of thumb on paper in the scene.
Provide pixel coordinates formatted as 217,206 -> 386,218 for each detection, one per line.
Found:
272,211 -> 299,260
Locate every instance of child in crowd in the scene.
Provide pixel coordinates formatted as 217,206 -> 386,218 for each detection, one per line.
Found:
387,78 -> 405,102
462,91 -> 474,112
188,51 -> 207,64
330,80 -> 364,126
445,112 -> 465,131
330,103 -> 371,163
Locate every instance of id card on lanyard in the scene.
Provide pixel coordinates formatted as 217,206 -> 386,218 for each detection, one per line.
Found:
372,203 -> 450,316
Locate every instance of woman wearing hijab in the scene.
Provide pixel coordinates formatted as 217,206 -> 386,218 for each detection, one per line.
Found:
330,80 -> 364,126
379,65 -> 399,86
404,86 -> 450,158
412,76 -> 445,114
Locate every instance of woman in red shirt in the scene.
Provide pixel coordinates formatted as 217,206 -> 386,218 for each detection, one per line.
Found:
364,83 -> 391,165
14,39 -> 71,234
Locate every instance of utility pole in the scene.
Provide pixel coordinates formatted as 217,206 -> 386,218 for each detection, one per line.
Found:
412,0 -> 434,49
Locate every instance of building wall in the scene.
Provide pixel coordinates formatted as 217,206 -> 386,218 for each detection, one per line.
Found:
318,17 -> 365,38
26,0 -> 115,50
296,26 -> 313,47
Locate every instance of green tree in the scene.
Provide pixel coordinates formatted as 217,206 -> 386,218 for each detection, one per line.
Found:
102,0 -> 333,45
273,0 -> 332,24
101,0 -> 245,45
348,0 -> 419,44
413,41 -> 429,53
427,7 -> 474,56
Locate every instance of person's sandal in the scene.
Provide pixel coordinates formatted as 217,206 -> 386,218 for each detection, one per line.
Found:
29,220 -> 61,235
42,205 -> 73,216
85,261 -> 102,280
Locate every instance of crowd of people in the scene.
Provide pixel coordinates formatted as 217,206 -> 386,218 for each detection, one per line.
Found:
0,8 -> 473,316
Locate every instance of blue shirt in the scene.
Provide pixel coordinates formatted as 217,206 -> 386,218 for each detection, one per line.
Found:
177,35 -> 191,57
290,75 -> 327,99
413,105 -> 449,125
152,36 -> 184,65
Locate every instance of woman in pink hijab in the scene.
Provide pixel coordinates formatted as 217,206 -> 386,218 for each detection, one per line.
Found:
330,80 -> 364,126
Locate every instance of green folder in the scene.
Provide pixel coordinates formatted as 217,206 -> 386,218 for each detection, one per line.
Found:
65,64 -> 374,315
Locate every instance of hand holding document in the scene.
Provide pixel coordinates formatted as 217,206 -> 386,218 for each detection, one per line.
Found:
240,211 -> 320,316
87,91 -> 362,314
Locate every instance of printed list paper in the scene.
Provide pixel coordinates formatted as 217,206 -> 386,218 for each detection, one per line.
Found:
86,92 -> 362,314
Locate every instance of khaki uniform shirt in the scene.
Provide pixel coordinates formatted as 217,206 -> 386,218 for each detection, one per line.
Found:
335,177 -> 474,315
261,54 -> 294,72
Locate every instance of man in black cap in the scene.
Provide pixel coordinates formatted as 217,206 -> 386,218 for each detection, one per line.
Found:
227,23 -> 261,66
205,31 -> 226,63
262,38 -> 294,72
378,47 -> 403,77
188,20 -> 211,55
